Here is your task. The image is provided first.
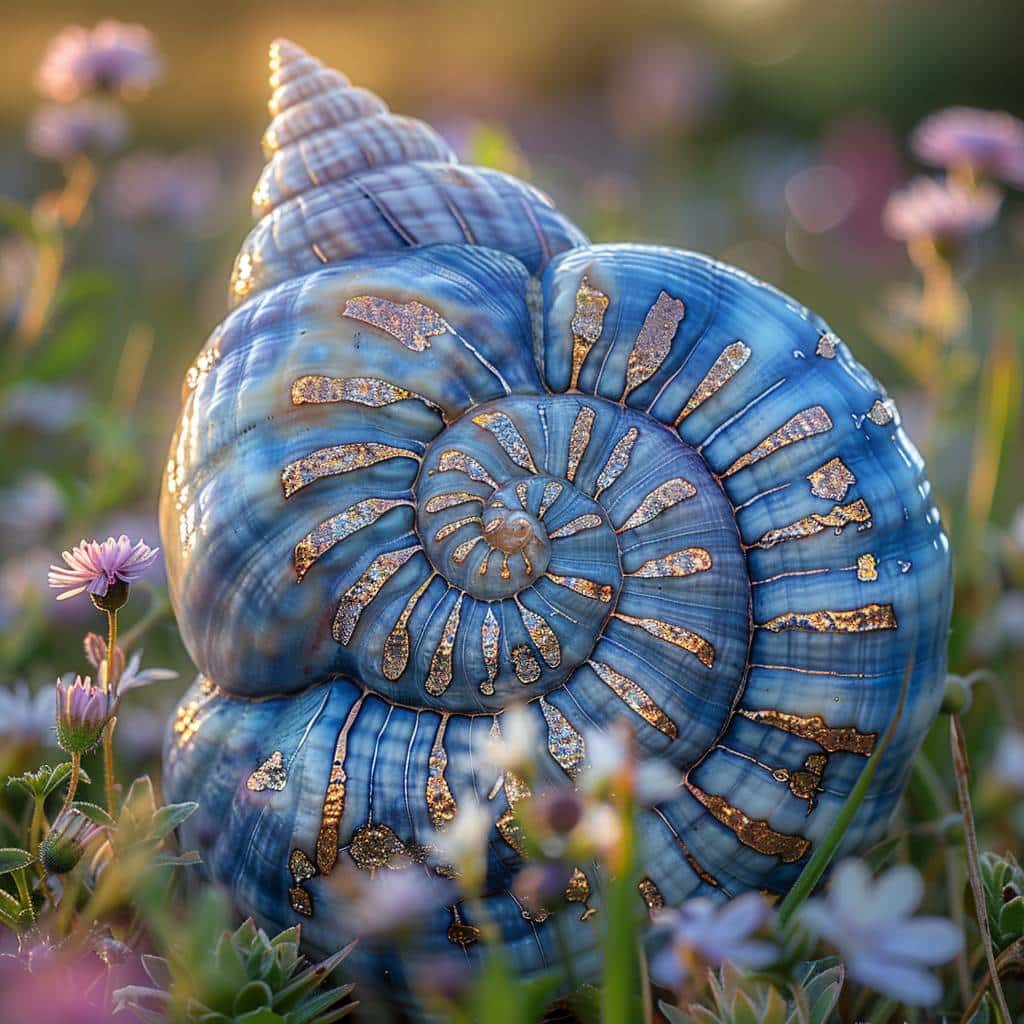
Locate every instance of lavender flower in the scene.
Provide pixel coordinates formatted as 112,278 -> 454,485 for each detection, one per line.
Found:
912,107 -> 1024,187
55,674 -> 113,754
346,867 -> 453,940
36,20 -> 162,102
82,633 -> 177,692
107,151 -> 221,228
48,534 -> 159,603
883,176 -> 1001,246
39,807 -> 104,874
650,892 -> 777,990
27,101 -> 128,163
800,859 -> 962,1006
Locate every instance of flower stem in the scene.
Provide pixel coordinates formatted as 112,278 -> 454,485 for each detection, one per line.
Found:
62,751 -> 81,813
950,714 -> 1012,1024
103,609 -> 119,815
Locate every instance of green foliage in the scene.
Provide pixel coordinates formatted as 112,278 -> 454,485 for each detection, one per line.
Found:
6,762 -> 90,801
979,851 -> 1024,954
659,960 -> 843,1024
103,773 -> 200,869
114,918 -> 357,1024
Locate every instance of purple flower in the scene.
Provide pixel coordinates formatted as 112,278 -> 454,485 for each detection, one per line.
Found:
650,892 -> 777,989
27,101 -> 128,163
800,859 -> 962,1006
55,674 -> 113,753
106,151 -> 222,228
36,20 -> 162,102
912,107 -> 1024,187
39,807 -> 104,874
48,534 -> 159,602
882,176 -> 1001,245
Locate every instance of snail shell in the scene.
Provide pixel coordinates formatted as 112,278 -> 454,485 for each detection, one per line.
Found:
162,40 -> 951,1001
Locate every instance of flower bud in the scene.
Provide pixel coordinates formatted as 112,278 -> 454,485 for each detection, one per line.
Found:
39,808 -> 102,874
91,577 -> 129,612
55,674 -> 113,753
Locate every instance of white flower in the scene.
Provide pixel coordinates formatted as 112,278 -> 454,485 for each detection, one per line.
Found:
115,650 -> 178,693
485,704 -> 539,773
800,859 -> 962,1006
991,730 -> 1024,791
0,681 -> 54,746
431,800 -> 491,892
650,892 -> 777,989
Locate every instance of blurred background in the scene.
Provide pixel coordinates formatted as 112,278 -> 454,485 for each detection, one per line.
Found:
1,0 -> 1022,796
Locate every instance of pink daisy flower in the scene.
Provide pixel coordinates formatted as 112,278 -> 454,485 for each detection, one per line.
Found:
48,535 -> 159,601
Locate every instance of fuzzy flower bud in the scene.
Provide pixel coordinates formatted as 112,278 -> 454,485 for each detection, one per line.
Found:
39,808 -> 102,874
54,674 -> 113,753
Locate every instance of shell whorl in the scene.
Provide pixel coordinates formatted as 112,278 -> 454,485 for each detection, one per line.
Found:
231,40 -> 588,308
162,40 -> 952,1010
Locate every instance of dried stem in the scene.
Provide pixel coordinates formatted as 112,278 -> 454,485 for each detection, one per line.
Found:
950,714 -> 1012,1024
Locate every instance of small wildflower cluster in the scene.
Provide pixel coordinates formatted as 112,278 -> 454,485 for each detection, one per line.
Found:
884,106 -> 1024,252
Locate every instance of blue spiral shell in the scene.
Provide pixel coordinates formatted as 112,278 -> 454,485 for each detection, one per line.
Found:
161,39 -> 951,1005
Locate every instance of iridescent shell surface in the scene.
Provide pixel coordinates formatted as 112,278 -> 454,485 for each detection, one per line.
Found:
161,39 -> 952,1000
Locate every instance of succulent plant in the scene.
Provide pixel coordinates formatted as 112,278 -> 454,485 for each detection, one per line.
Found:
658,960 -> 844,1024
979,851 -> 1024,954
114,918 -> 356,1023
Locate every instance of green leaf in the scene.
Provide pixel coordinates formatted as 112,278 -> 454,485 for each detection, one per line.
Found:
657,1003 -> 691,1024
151,801 -> 199,840
0,848 -> 34,874
234,980 -> 273,1014
70,801 -> 116,827
998,897 -> 1024,945
233,1010 -> 284,1024
965,994 -> 994,1024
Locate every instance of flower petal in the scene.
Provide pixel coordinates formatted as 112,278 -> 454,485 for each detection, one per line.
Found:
875,917 -> 963,965
847,952 -> 941,1006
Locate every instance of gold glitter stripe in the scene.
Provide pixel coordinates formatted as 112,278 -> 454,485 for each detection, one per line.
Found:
866,398 -> 896,425
675,341 -> 751,424
433,515 -> 481,542
246,750 -> 287,792
315,694 -> 366,873
517,603 -> 561,668
539,698 -> 585,780
737,707 -> 877,755
342,295 -> 451,351
569,276 -> 609,390
471,411 -> 538,473
382,574 -> 435,681
452,536 -> 484,565
565,867 -> 596,920
686,781 -> 810,863
625,291 -> 686,397
759,603 -> 897,634
637,876 -> 665,913
432,449 -> 499,489
857,553 -> 878,581
816,331 -> 838,358
723,406 -> 833,478
629,547 -> 712,578
425,594 -> 464,696
294,498 -> 409,581
511,645 -> 541,684
425,491 -> 484,513
426,715 -> 457,830
538,480 -> 563,517
566,406 -> 595,483
546,574 -> 614,602
754,498 -> 870,550
282,442 -> 418,498
587,659 -> 678,738
549,513 -> 603,539
594,427 -> 639,499
615,613 -> 715,669
807,457 -> 856,501
332,545 -> 420,644
290,375 -> 442,414
618,477 -> 696,532
480,607 -> 500,695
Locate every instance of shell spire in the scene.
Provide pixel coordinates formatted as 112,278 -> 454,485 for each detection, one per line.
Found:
230,39 -> 588,307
